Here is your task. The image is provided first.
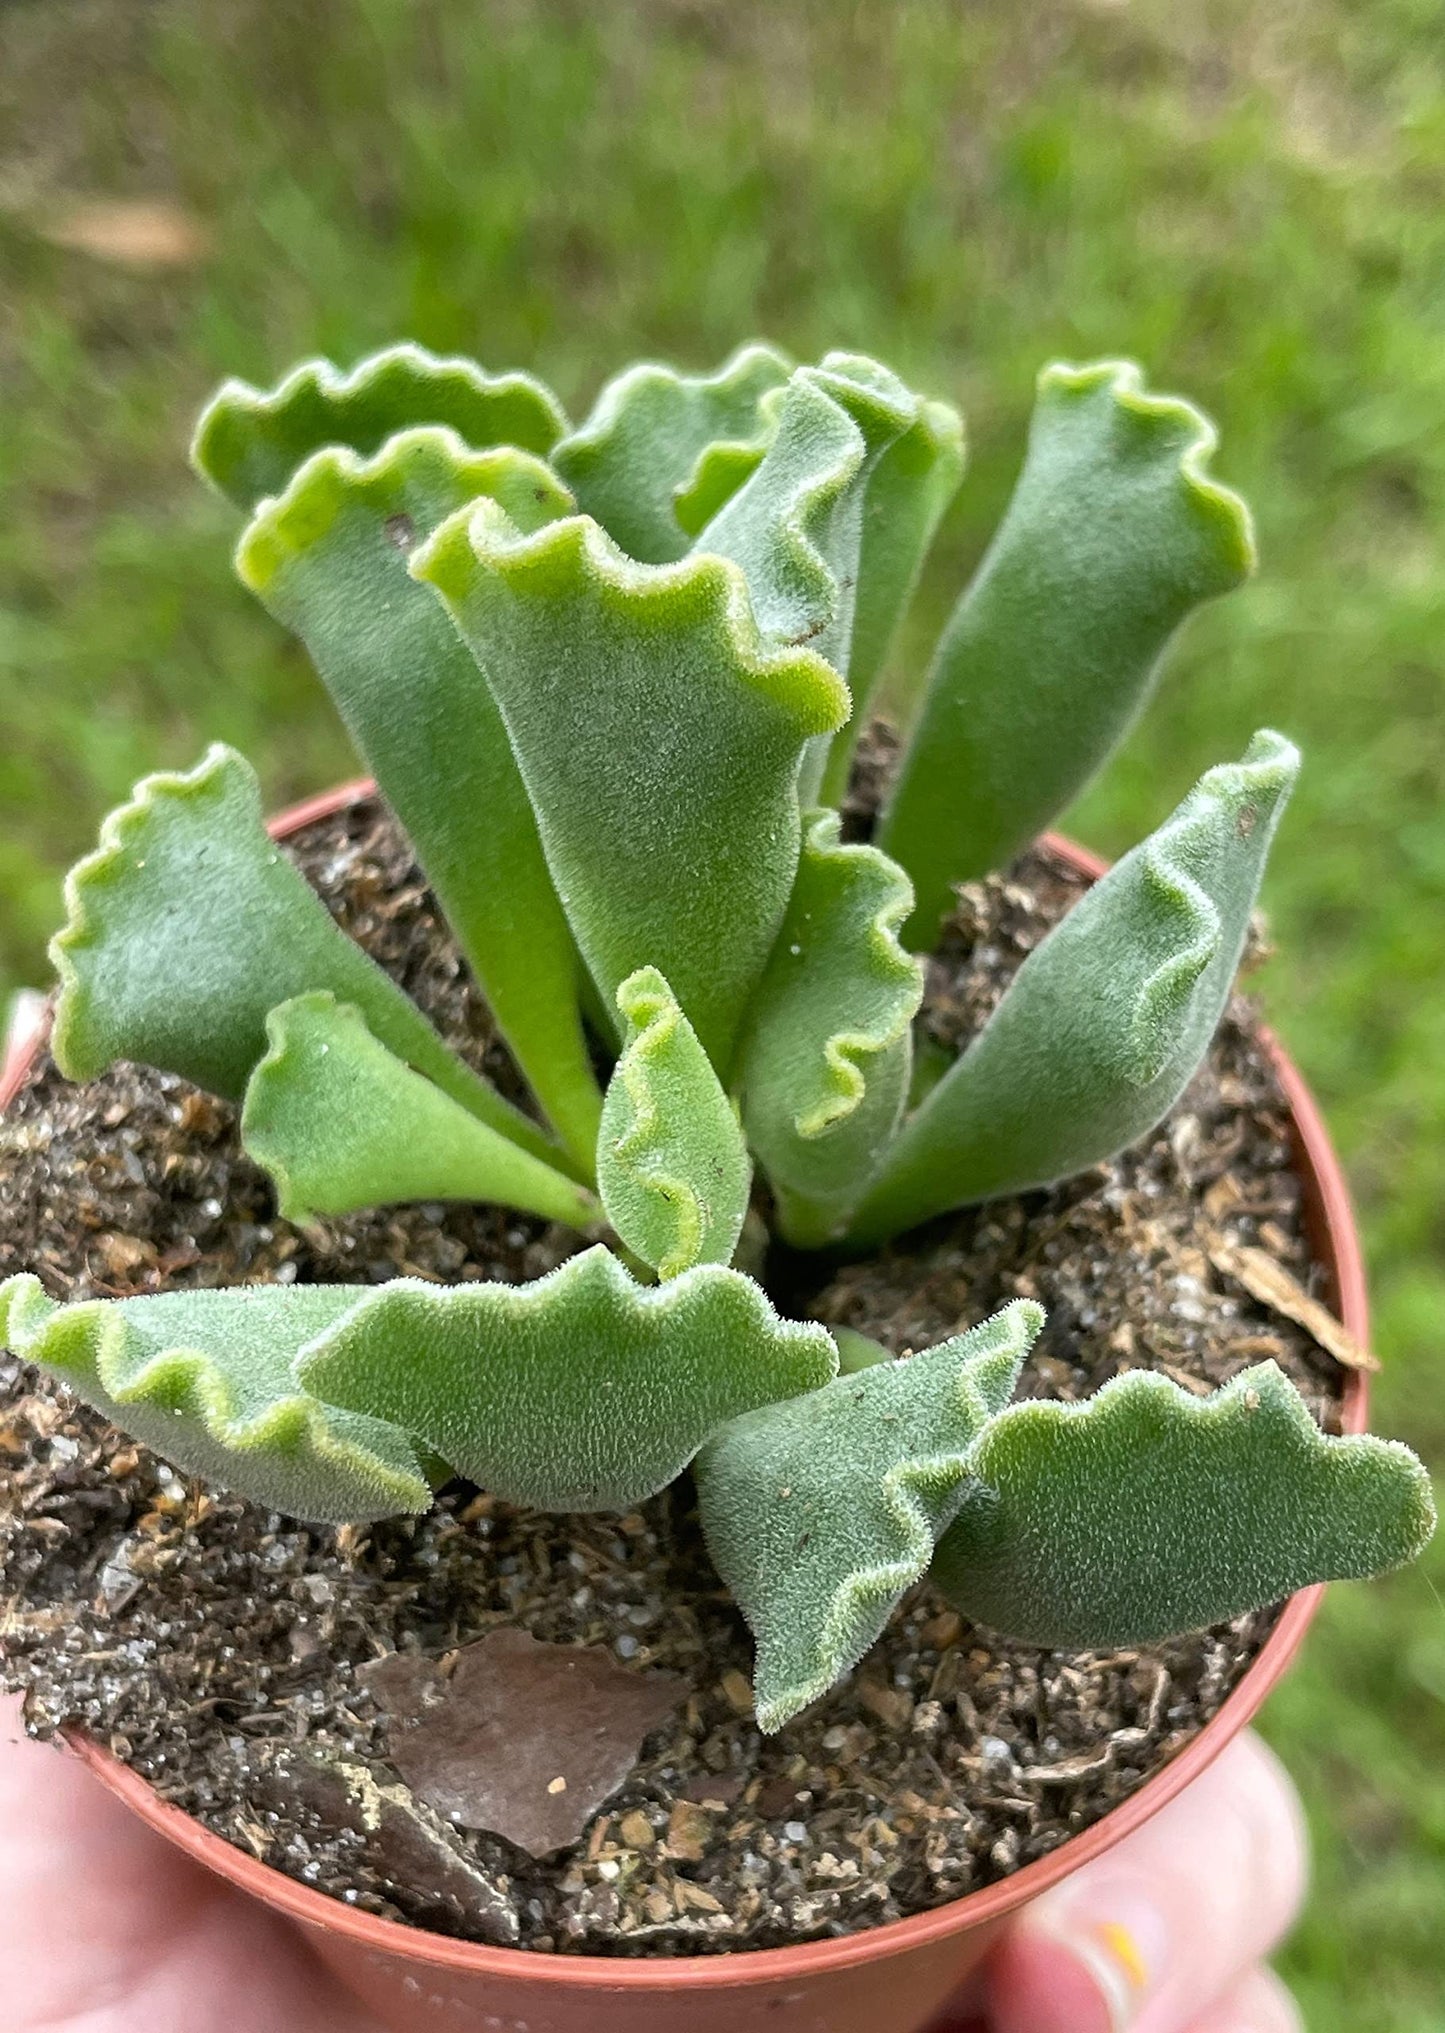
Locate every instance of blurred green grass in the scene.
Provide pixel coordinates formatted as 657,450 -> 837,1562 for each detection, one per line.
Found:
0,1 -> 1441,2021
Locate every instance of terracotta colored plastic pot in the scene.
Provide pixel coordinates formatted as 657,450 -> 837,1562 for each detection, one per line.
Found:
1,786 -> 1369,2033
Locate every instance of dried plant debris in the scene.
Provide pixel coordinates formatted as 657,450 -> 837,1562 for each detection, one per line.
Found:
368,1630 -> 684,1855
1206,1238 -> 1377,1372
0,807 -> 1358,1956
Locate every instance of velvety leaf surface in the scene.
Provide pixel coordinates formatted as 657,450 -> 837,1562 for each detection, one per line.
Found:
49,744 -> 554,1162
698,1301 -> 1041,1731
817,386 -> 966,803
695,354 -> 915,680
550,343 -> 791,564
933,1362 -> 1437,1649
699,354 -> 963,804
300,1245 -> 838,1512
241,993 -> 599,1230
882,359 -> 1257,944
740,809 -> 922,1245
235,430 -> 601,1170
597,968 -> 750,1278
411,503 -> 848,1070
849,731 -> 1299,1242
0,1273 -> 431,1523
193,343 -> 568,510
368,1630 -> 685,1855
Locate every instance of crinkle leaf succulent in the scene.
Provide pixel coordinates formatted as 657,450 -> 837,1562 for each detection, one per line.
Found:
932,1363 -> 1436,1648
7,335 -> 1431,1732
49,744 -> 553,1162
241,993 -> 599,1231
411,497 -> 848,1070
698,1302 -> 1041,1730
848,728 -> 1299,1242
231,429 -> 601,1171
881,358 -> 1257,943
194,343 -> 568,511
550,343 -> 791,563
0,1273 -> 432,1523
740,808 -> 922,1244
296,1246 -> 836,1511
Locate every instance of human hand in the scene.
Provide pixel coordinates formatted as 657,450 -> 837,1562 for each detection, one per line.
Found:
0,1695 -> 1302,2033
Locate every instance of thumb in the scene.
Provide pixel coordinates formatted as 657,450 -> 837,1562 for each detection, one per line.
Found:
984,1732 -> 1306,2033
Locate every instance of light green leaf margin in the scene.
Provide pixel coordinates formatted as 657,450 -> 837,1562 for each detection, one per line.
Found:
241,993 -> 599,1231
934,1362 -> 1436,1648
850,731 -> 1298,1242
597,968 -> 751,1279
698,1301 -> 1042,1731
882,359 -> 1256,945
193,343 -> 568,511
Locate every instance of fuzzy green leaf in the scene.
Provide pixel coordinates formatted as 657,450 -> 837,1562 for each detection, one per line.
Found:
698,355 -> 962,805
235,430 -> 601,1171
817,389 -> 966,802
882,360 -> 1257,944
411,504 -> 849,1070
51,745 -> 557,1167
0,1273 -> 431,1523
300,1246 -> 837,1512
740,810 -> 922,1245
696,355 -> 916,678
550,344 -> 792,564
597,969 -> 750,1279
698,1301 -> 1042,1731
934,1362 -> 1436,1649
193,344 -> 568,511
849,731 -> 1298,1243
241,994 -> 599,1231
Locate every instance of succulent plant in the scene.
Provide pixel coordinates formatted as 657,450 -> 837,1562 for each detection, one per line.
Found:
2,342 -> 1433,1732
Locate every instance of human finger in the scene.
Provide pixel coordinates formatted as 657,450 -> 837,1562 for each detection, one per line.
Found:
1178,1965 -> 1302,2033
0,1695 -> 388,2033
983,1731 -> 1307,2033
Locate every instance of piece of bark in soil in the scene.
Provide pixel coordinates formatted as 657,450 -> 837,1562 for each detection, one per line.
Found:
246,1742 -> 522,1944
371,1630 -> 686,1856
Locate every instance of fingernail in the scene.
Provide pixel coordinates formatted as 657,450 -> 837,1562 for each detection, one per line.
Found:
1010,1879 -> 1170,2031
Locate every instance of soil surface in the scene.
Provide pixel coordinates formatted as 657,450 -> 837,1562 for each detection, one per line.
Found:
0,785 -> 1346,1955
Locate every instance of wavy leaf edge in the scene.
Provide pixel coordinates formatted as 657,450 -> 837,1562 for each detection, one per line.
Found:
410,499 -> 851,739
552,342 -> 793,532
48,742 -> 245,1082
700,357 -> 919,657
234,427 -> 574,594
1041,357 -> 1258,576
791,808 -> 922,1139
239,991 -> 598,1231
192,343 -> 569,500
0,1271 -> 432,1515
744,1299 -> 1043,1731
603,967 -> 746,1278
298,1243 -> 841,1510
937,1359 -> 1438,1647
1128,728 -> 1298,1081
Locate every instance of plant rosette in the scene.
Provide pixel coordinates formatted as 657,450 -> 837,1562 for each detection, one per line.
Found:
0,342 -> 1433,2033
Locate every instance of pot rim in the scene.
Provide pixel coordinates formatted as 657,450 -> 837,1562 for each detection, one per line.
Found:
3,782 -> 1369,1992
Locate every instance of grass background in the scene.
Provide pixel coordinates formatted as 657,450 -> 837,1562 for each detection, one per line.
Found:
0,1 -> 1441,2021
